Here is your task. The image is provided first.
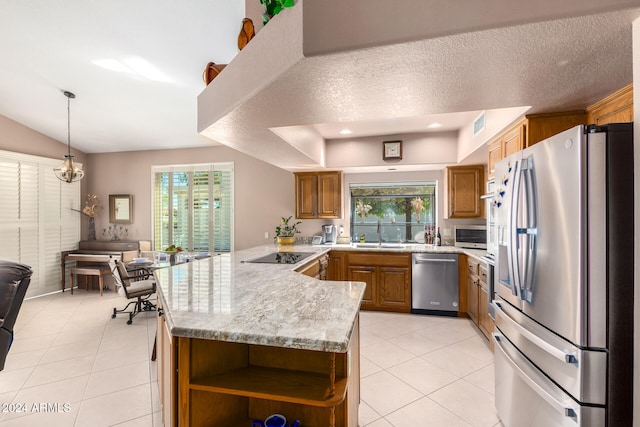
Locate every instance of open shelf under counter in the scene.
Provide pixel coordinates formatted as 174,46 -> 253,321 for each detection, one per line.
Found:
190,365 -> 348,407
176,320 -> 359,427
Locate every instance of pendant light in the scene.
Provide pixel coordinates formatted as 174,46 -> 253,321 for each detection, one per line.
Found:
53,90 -> 85,183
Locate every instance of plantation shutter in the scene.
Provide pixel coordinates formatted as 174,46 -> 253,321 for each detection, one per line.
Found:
0,150 -> 80,298
192,171 -> 210,252
212,165 -> 233,252
152,163 -> 233,253
154,172 -> 170,251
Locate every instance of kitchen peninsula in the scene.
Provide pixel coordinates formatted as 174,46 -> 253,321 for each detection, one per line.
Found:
153,246 -> 366,427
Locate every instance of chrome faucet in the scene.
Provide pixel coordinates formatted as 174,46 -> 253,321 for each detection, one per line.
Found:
377,220 -> 384,244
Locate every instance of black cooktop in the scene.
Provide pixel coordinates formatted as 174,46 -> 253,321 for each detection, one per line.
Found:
244,252 -> 315,264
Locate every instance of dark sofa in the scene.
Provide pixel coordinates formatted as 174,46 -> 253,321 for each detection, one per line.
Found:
0,260 -> 32,371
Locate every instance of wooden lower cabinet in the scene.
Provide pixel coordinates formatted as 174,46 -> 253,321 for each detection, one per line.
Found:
328,251 -> 346,281
157,301 -> 178,427
464,256 -> 494,342
171,319 -> 360,427
347,265 -> 377,309
345,252 -> 411,313
466,272 -> 479,324
379,267 -> 412,310
298,254 -> 328,280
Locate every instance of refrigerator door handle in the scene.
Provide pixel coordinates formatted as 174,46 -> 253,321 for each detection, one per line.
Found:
495,301 -> 577,364
493,332 -> 579,420
520,158 -> 538,303
506,160 -> 521,296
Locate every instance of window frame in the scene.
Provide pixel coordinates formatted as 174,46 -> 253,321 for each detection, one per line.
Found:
350,181 -> 437,243
152,162 -> 234,253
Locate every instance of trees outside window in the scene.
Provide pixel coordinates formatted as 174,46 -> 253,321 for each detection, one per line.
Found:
350,182 -> 436,242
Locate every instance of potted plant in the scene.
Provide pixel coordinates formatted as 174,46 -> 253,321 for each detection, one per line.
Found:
275,216 -> 301,247
260,0 -> 294,24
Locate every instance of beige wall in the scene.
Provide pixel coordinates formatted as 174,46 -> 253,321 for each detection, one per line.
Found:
326,132 -> 459,170
0,113 -> 295,251
85,145 -> 294,251
0,114 -> 89,195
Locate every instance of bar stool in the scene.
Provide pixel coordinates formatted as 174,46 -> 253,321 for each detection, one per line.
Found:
70,265 -> 111,296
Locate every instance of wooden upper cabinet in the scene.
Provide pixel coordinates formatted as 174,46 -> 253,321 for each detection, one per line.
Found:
294,171 -> 342,219
318,172 -> 341,218
487,110 -> 588,180
447,165 -> 484,218
487,120 -> 525,181
586,84 -> 633,126
487,139 -> 503,181
295,174 -> 318,218
503,125 -> 524,157
525,111 -> 587,148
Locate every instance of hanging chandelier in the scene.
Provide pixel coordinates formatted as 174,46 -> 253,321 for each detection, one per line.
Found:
53,90 -> 85,183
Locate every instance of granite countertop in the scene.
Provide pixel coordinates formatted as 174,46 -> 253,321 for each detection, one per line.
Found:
154,243 -> 489,353
154,245 -> 365,353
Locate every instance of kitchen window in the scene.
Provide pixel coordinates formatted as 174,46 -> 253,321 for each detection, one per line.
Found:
350,182 -> 436,243
152,163 -> 233,253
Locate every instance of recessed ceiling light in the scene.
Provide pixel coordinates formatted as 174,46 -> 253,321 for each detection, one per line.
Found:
387,168 -> 397,171
428,123 -> 443,128
339,129 -> 353,135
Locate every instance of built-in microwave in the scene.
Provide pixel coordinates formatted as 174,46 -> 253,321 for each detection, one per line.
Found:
454,225 -> 487,249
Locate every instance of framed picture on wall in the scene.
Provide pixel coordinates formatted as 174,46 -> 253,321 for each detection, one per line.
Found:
109,194 -> 133,224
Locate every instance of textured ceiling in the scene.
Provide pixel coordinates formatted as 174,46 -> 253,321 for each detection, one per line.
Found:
199,6 -> 640,171
1,1 -> 639,170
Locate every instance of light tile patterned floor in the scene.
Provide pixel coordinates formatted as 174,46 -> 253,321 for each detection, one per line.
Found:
358,311 -> 502,427
0,290 -> 503,426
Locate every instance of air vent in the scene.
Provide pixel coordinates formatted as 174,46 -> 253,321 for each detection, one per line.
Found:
473,111 -> 486,136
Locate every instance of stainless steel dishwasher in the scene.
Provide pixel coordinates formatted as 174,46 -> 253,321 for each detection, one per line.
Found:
411,253 -> 459,316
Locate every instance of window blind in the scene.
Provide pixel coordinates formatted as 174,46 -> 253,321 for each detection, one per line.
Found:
152,163 -> 233,253
0,150 -> 80,297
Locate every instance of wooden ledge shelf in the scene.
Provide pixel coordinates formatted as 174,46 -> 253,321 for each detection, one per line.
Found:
190,366 -> 348,407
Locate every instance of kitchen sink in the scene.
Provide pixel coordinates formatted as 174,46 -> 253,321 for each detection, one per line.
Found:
353,243 -> 407,249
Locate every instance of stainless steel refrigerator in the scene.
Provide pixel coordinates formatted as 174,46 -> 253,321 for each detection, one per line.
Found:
492,123 -> 634,427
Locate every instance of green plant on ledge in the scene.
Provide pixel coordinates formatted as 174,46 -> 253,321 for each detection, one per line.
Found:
260,0 -> 294,24
275,216 -> 301,238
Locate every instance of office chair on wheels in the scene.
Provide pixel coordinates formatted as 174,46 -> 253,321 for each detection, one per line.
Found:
108,257 -> 156,325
